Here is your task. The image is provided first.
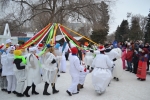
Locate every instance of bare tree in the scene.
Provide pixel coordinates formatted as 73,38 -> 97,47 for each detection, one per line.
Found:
0,0 -> 115,28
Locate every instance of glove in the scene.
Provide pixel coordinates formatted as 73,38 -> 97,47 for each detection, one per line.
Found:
113,58 -> 117,61
51,59 -> 56,64
90,67 -> 94,73
90,50 -> 94,53
84,68 -> 87,72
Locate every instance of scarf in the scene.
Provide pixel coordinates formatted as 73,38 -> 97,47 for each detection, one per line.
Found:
14,55 -> 26,64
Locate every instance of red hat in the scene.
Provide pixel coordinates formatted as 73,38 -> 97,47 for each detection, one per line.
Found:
71,47 -> 78,54
99,45 -> 105,51
0,43 -> 5,49
38,43 -> 43,47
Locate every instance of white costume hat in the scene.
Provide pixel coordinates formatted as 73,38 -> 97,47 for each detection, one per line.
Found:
6,39 -> 11,44
29,47 -> 37,52
7,46 -> 15,52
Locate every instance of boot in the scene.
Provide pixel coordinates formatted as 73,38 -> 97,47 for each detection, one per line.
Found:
51,83 -> 59,94
23,86 -> 31,97
77,84 -> 81,91
80,85 -> 84,89
43,82 -> 50,95
32,83 -> 39,95
12,91 -> 17,94
116,78 -> 119,81
16,93 -> 24,97
66,90 -> 72,96
8,91 -> 11,94
87,65 -> 90,70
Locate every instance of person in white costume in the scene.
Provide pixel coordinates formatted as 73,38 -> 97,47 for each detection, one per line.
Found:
54,43 -> 62,77
5,39 -> 12,53
36,43 -> 44,75
104,44 -> 119,77
23,47 -> 41,97
59,42 -> 69,73
111,46 -> 123,81
5,46 -> 17,94
78,62 -> 89,91
91,46 -> 114,94
0,44 -> 7,92
84,48 -> 94,70
42,44 -> 59,95
13,50 -> 26,97
66,47 -> 84,96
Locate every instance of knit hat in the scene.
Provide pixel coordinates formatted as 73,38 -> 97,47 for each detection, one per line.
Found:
14,50 -> 22,56
71,47 -> 78,54
38,43 -> 43,48
99,45 -> 105,51
47,44 -> 52,48
55,43 -> 60,49
6,39 -> 11,44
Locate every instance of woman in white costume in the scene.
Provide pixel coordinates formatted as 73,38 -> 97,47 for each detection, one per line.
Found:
66,47 -> 84,96
111,47 -> 123,81
54,43 -> 62,77
0,44 -> 8,92
5,46 -> 17,94
84,48 -> 94,70
91,46 -> 113,94
23,47 -> 41,97
42,44 -> 59,95
36,43 -> 44,75
59,42 -> 69,73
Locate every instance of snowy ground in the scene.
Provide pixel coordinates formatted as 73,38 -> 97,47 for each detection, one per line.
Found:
0,61 -> 150,100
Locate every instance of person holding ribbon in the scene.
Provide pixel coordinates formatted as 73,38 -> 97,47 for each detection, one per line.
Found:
42,44 -> 59,95
23,47 -> 41,97
13,50 -> 26,97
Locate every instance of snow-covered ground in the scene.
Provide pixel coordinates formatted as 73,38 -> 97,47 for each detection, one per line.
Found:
0,61 -> 150,100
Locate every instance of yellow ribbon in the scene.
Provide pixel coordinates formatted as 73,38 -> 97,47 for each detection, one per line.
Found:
60,24 -> 99,45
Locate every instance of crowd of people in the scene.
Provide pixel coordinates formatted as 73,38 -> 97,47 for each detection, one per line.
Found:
0,39 -> 149,97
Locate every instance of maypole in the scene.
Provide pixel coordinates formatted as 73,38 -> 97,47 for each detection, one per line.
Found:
58,24 -> 71,52
60,24 -> 99,45
19,23 -> 51,49
36,24 -> 54,47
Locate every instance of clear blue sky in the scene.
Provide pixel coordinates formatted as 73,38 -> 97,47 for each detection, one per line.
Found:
109,0 -> 150,34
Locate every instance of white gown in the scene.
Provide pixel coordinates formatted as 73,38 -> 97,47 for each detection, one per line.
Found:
59,45 -> 68,72
84,51 -> 94,67
111,48 -> 123,79
6,53 -> 16,92
42,52 -> 58,83
26,53 -> 41,86
67,54 -> 84,94
79,69 -> 89,85
91,54 -> 113,94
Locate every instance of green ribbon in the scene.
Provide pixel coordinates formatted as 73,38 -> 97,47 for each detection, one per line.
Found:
14,56 -> 26,64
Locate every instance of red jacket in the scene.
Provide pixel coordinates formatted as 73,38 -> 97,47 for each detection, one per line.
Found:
126,50 -> 133,62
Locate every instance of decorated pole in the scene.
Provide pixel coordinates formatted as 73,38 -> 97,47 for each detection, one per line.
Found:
58,24 -> 71,52
21,24 -> 51,47
60,24 -> 99,45
36,24 -> 54,47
